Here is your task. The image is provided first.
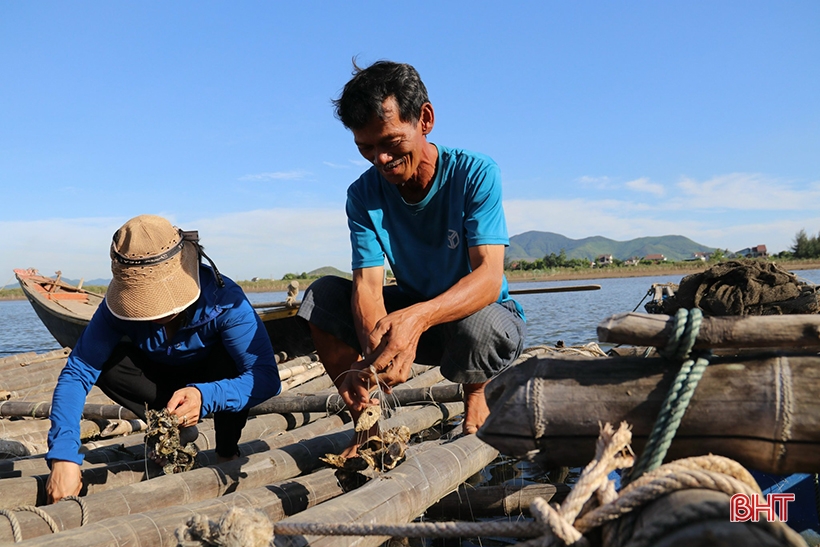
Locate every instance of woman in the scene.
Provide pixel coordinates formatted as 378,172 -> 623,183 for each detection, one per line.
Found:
46,214 -> 281,502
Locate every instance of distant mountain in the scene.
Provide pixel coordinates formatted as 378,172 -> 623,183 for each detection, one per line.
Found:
506,231 -> 716,262
307,266 -> 351,279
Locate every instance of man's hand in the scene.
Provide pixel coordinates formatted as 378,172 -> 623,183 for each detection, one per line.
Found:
46,460 -> 82,503
359,304 -> 428,392
166,386 -> 203,427
337,359 -> 380,413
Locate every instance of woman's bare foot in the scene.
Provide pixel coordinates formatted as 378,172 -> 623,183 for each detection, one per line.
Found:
463,382 -> 490,435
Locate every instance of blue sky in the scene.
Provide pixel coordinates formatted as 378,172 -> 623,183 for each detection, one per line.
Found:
2,2 -> 818,282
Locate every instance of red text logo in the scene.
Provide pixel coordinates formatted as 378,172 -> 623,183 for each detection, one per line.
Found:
730,493 -> 795,522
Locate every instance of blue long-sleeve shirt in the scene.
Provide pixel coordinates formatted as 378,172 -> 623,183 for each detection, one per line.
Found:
47,266 -> 281,464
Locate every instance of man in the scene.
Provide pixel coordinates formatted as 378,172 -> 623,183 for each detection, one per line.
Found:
46,214 -> 282,502
297,61 -> 526,444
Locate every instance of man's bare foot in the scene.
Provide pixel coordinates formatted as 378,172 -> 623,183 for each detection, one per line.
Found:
463,382 -> 490,435
339,408 -> 380,458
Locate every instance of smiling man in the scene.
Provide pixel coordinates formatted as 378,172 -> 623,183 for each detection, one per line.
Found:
297,60 -> 526,446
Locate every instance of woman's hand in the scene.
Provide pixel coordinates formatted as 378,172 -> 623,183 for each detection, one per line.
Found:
166,386 -> 203,427
46,460 -> 82,503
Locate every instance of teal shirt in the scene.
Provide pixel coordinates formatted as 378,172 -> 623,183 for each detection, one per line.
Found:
346,144 -> 524,318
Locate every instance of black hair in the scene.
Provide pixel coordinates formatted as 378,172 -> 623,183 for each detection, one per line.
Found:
332,60 -> 429,130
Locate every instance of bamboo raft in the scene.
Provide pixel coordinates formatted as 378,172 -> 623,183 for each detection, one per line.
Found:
3,267 -> 814,545
0,346 -> 577,547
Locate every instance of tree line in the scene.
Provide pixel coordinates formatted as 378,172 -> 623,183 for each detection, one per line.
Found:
788,229 -> 820,259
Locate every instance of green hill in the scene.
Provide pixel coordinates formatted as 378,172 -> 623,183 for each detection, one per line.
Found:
307,266 -> 351,279
507,231 -> 716,262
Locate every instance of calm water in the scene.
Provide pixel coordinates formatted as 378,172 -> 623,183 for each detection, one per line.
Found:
4,270 -> 820,355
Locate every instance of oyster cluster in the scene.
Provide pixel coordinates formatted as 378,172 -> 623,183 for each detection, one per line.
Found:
145,408 -> 198,474
321,424 -> 411,491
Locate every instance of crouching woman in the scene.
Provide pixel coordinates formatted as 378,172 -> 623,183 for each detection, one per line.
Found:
46,214 -> 281,502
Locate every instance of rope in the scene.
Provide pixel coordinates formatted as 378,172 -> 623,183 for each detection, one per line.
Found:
274,520 -> 545,538
627,308 -> 712,483
15,506 -> 59,535
0,510 -> 22,543
61,495 -> 89,526
184,422 -> 806,547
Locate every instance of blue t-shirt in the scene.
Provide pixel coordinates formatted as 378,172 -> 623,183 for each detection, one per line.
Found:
47,265 -> 281,464
346,144 -> 523,317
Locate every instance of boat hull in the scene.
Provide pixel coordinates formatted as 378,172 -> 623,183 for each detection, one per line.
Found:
14,269 -> 315,357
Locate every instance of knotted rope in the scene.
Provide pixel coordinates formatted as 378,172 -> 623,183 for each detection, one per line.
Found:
626,307 -> 712,483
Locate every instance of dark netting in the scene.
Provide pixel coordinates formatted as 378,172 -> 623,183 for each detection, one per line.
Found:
661,260 -> 819,316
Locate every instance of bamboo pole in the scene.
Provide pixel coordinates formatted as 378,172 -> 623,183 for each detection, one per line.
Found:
280,365 -> 328,391
479,352 -> 820,474
278,353 -> 320,370
0,439 -> 34,459
6,441 -> 456,547
0,402 -> 464,542
0,420 -> 101,457
0,348 -> 70,371
598,311 -> 820,349
251,383 -> 461,416
9,468 -> 344,547
423,482 -> 571,519
273,433 -> 498,547
0,402 -> 140,420
0,412 -> 352,509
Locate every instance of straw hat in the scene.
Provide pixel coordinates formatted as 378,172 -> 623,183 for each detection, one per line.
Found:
106,215 -> 201,321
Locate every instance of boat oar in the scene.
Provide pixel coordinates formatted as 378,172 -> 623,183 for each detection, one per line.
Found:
251,284 -> 601,309
509,284 -> 601,295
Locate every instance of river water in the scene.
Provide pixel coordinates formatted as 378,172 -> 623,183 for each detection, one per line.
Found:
4,269 -> 820,355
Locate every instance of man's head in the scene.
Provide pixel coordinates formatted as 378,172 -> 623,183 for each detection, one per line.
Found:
333,61 -> 430,130
106,214 -> 201,321
335,61 -> 436,187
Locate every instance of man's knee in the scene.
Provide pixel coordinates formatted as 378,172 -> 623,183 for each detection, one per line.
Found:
438,304 -> 525,384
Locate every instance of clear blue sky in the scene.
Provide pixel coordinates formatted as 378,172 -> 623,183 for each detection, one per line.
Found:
2,1 -> 818,282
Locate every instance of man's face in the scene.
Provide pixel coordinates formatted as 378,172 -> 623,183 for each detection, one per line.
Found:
352,96 -> 428,186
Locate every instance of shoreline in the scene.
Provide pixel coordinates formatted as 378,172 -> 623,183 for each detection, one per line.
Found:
5,260 -> 820,300
507,259 -> 820,285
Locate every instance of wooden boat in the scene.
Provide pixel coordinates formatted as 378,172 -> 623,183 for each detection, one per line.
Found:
13,268 -> 105,349
14,268 -> 315,358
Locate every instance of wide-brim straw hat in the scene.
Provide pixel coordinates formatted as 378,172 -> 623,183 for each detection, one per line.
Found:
106,215 -> 201,321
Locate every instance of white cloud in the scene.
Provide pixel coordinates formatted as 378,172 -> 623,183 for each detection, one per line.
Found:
576,175 -> 612,189
625,177 -> 665,197
0,209 -> 351,284
239,170 -> 311,182
675,173 -> 820,210
323,161 -> 349,169
0,216 -> 123,283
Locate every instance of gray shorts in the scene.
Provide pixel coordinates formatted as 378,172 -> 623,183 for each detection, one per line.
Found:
296,275 -> 527,384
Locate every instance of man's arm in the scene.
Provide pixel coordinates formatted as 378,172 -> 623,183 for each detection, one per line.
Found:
337,266 -> 389,410
351,265 -> 388,355
362,244 -> 505,388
